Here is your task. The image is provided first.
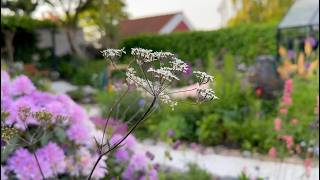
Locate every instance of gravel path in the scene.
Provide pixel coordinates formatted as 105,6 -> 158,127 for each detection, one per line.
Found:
135,142 -> 319,180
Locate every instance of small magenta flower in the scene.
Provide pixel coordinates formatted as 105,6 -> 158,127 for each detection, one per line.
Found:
268,147 -> 277,158
274,118 -> 282,131
167,129 -> 175,137
11,75 -> 36,96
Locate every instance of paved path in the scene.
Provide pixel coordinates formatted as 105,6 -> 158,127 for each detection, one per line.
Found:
50,81 -> 77,94
135,142 -> 319,180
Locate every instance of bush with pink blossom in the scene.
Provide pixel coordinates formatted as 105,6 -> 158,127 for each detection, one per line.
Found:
1,70 -> 159,180
1,70 -> 107,179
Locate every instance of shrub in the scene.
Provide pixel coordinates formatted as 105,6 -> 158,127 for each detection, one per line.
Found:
159,164 -> 212,180
120,23 -> 276,64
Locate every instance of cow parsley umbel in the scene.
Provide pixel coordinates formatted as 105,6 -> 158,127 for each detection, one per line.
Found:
88,48 -> 217,179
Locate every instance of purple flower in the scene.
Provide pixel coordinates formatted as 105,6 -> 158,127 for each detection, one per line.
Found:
128,152 -> 148,171
122,165 -> 135,180
287,50 -> 296,60
110,134 -> 137,149
115,148 -> 130,162
305,36 -> 318,48
183,62 -> 192,77
7,148 -> 43,179
1,166 -> 8,180
146,151 -> 155,161
36,142 -> 66,175
140,169 -> 158,180
67,123 -> 92,145
11,75 -> 36,96
167,129 -> 175,137
172,140 -> 182,149
1,71 -> 11,97
138,99 -> 146,107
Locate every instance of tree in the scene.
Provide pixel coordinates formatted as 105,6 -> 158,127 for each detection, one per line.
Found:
44,0 -> 94,58
1,0 -> 40,63
228,0 -> 294,26
1,0 -> 40,15
80,0 -> 127,48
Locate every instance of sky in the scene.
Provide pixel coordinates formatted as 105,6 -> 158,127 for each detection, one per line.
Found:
124,0 -> 223,30
33,0 -> 223,31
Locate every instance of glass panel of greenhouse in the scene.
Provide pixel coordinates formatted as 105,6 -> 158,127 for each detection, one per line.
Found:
278,0 -> 319,29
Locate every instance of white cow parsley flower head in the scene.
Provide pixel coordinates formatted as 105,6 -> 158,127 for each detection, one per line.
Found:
101,48 -> 125,60
102,47 -> 217,111
193,71 -> 214,85
197,88 -> 218,102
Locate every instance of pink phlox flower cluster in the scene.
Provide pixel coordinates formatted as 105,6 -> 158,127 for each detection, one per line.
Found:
11,75 -> 36,96
281,79 -> 293,108
268,147 -> 277,158
281,135 -> 294,149
66,148 -> 107,179
36,142 -> 66,175
274,117 -> 282,131
7,148 -> 44,180
1,165 -> 8,180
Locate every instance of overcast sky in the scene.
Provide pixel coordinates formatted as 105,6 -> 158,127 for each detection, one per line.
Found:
34,0 -> 223,30
124,0 -> 223,30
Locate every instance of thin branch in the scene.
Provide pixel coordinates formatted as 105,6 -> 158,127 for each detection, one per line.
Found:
33,152 -> 46,179
87,97 -> 157,180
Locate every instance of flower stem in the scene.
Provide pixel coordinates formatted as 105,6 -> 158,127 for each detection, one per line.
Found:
33,152 -> 45,179
87,97 -> 157,180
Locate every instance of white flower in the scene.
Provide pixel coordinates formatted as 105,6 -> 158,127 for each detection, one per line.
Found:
147,67 -> 179,82
170,58 -> 188,72
196,88 -> 218,102
101,48 -> 125,59
193,71 -> 214,84
152,51 -> 175,61
131,48 -> 153,64
159,93 -> 177,110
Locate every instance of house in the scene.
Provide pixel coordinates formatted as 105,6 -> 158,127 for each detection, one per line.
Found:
218,0 -> 242,27
119,12 -> 194,37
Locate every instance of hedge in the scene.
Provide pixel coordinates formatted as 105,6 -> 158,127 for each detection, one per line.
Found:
120,23 -> 277,64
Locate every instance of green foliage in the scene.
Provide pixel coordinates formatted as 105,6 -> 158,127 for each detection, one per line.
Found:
80,0 -> 127,48
120,23 -> 276,64
143,103 -> 204,141
159,164 -> 213,180
228,0 -> 294,26
1,15 -> 57,31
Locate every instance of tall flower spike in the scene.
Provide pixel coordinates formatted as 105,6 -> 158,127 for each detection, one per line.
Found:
193,71 -> 214,85
101,48 -> 125,60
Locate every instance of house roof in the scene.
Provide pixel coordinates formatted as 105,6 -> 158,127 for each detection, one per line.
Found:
119,12 -> 190,37
278,0 -> 319,29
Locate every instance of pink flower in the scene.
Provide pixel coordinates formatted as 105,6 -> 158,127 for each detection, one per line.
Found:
1,166 -> 8,180
283,79 -> 293,95
11,75 -> 36,96
268,147 -> 277,158
279,108 -> 288,114
7,148 -> 43,179
282,135 -> 294,149
36,142 -> 66,175
274,118 -> 282,131
291,118 -> 299,126
67,123 -> 92,145
115,148 -> 130,162
282,96 -> 292,106
110,134 -> 137,149
304,159 -> 312,176
1,71 -> 11,97
75,148 -> 107,178
128,152 -> 148,171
